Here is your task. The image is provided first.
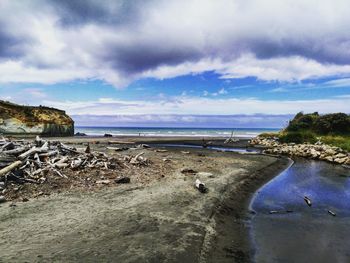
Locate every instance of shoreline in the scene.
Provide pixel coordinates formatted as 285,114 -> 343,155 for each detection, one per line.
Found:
202,154 -> 291,262
0,136 -> 290,262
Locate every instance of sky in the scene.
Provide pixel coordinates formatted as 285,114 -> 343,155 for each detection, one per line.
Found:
0,0 -> 349,128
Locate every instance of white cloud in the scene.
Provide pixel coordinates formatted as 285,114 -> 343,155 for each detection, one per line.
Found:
1,1 -> 350,87
218,88 -> 228,95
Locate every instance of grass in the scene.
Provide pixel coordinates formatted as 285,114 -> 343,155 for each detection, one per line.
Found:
320,135 -> 350,152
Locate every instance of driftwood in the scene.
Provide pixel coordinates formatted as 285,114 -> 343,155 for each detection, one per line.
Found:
304,196 -> 312,207
195,179 -> 207,193
155,149 -> 168,153
328,210 -> 336,216
0,160 -> 23,177
224,131 -> 239,144
0,135 -> 150,196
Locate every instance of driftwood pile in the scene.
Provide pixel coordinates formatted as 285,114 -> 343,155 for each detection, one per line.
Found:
0,136 -> 150,201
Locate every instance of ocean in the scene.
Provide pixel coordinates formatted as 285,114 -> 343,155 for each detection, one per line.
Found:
75,127 -> 279,138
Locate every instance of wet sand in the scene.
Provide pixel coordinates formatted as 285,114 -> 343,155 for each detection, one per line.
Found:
0,136 -> 289,262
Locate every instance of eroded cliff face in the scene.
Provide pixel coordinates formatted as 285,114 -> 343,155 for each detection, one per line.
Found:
0,101 -> 74,136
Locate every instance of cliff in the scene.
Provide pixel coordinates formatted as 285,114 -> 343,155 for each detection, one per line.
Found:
0,100 -> 74,136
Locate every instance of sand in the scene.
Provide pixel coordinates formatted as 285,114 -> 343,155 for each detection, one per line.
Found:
0,137 -> 289,262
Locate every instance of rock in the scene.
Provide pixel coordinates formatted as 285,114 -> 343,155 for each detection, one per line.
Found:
75,132 -> 87,136
324,156 -> 334,162
334,153 -> 347,159
0,196 -> 6,203
115,177 -> 130,184
334,157 -> 347,164
310,149 -> 320,159
325,149 -> 337,156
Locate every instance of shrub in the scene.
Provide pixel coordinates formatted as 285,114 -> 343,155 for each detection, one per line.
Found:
286,112 -> 350,135
279,131 -> 317,144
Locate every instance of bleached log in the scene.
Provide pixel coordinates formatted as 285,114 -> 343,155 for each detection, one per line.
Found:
52,168 -> 67,178
39,150 -> 59,158
0,160 -> 23,177
18,146 -> 38,160
55,163 -> 69,169
2,146 -> 30,155
195,179 -> 207,193
1,142 -> 14,151
130,152 -> 144,164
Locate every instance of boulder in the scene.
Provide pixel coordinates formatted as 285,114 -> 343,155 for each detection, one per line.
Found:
324,156 -> 334,162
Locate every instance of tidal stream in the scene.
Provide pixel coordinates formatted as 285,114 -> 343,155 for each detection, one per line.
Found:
249,158 -> 350,263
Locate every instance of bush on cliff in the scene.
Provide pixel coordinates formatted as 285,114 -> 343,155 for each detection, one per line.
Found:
278,112 -> 350,151
286,112 -> 350,135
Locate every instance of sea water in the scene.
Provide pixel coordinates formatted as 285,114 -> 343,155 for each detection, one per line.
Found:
74,127 -> 278,138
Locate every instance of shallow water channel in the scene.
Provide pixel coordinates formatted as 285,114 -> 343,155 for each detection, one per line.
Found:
249,158 -> 350,263
150,143 -> 260,153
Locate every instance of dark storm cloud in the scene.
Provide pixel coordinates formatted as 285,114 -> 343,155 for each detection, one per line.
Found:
49,0 -> 147,26
105,43 -> 203,74
0,29 -> 25,59
252,38 -> 350,65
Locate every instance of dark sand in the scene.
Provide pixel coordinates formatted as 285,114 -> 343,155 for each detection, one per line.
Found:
0,136 -> 289,262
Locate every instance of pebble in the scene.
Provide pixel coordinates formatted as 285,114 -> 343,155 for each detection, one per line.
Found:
0,196 -> 6,203
115,177 -> 131,184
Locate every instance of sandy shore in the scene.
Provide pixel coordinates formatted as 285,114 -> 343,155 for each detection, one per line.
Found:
0,136 -> 289,262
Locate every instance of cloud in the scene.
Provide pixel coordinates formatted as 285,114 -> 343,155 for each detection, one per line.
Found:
23,88 -> 48,98
323,78 -> 350,88
270,87 -> 288,93
0,0 -> 350,87
39,96 -> 350,116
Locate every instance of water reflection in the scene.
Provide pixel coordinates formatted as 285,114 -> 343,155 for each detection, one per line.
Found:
250,159 -> 350,263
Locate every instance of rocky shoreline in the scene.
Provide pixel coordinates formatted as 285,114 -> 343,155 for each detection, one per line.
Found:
250,136 -> 350,165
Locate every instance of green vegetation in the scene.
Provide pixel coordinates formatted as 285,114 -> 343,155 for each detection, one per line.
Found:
286,112 -> 350,135
258,132 -> 279,138
277,112 -> 350,151
320,135 -> 350,152
279,131 -> 317,144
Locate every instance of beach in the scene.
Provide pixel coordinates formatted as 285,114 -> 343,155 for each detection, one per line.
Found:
0,136 -> 289,262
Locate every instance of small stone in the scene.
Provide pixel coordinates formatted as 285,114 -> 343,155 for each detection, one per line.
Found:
22,197 -> 29,202
115,177 -> 131,184
0,196 -> 6,203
